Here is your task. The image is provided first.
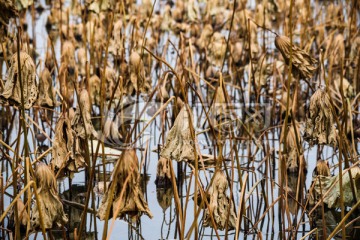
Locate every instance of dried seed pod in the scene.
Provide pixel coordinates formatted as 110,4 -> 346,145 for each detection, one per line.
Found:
38,67 -> 55,107
155,157 -> 171,188
0,52 -> 38,109
203,171 -> 237,230
160,105 -> 196,162
30,163 -> 68,229
275,35 -> 318,79
304,88 -> 337,146
97,149 -> 153,220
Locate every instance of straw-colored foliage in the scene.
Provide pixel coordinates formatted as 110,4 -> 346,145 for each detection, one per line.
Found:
30,163 -> 68,229
0,52 -> 38,109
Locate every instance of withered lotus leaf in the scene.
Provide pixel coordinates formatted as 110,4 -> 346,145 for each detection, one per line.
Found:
275,35 -> 318,79
160,105 -> 196,162
0,52 -> 38,109
311,166 -> 360,208
72,88 -> 98,139
30,163 -> 68,229
203,171 -> 237,230
304,88 -> 337,146
97,149 -> 152,220
38,67 -> 55,107
155,157 -> 172,188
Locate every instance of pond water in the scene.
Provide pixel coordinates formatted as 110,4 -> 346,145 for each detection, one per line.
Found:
0,0 -> 360,239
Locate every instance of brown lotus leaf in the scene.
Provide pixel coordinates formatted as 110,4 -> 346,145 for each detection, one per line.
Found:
313,160 -> 330,177
195,24 -> 213,51
207,32 -> 226,67
129,50 -> 151,94
38,67 -> 55,107
30,163 -> 68,229
155,157 -> 171,188
282,123 -> 306,172
203,170 -> 237,230
104,67 -> 121,100
0,52 -> 38,109
9,198 -> 29,227
160,105 -> 196,162
304,88 -> 337,146
97,149 -> 153,220
58,60 -> 78,108
0,0 -> 18,27
102,118 -> 123,145
77,47 -> 87,76
71,88 -> 97,139
333,74 -> 355,99
275,35 -> 318,79
311,166 -> 360,209
88,74 -> 101,105
51,114 -> 84,175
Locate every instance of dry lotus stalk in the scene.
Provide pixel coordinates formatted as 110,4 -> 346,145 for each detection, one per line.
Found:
97,149 -> 153,220
311,166 -> 360,208
30,163 -> 68,229
203,170 -> 237,230
155,157 -> 172,188
304,88 -> 337,146
38,67 -> 55,107
275,35 -> 318,79
0,52 -> 38,109
160,105 -> 196,162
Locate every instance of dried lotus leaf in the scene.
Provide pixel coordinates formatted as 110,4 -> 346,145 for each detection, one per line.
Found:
97,149 -> 153,220
160,105 -> 196,162
72,88 -> 97,139
207,32 -> 226,67
38,67 -> 55,107
203,171 -> 237,230
129,50 -> 151,94
311,166 -> 360,208
275,35 -> 318,79
30,163 -> 68,229
304,88 -> 337,146
0,0 -> 18,27
1,51 -> 38,109
51,115 -> 78,174
155,157 -> 172,188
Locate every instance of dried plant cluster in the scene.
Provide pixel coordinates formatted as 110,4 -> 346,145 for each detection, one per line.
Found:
0,0 -> 359,239
305,88 -> 337,146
